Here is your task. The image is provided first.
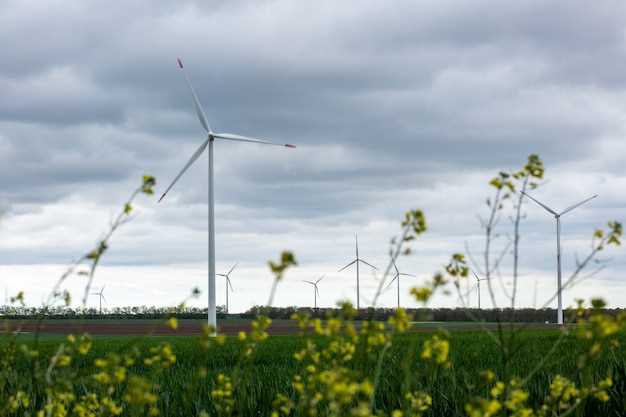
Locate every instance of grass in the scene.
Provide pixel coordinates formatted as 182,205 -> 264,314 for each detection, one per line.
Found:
6,327 -> 626,416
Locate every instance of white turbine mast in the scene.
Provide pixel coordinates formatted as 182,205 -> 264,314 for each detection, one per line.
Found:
217,263 -> 236,314
521,191 -> 598,325
385,259 -> 416,309
90,286 -> 107,314
302,275 -> 324,309
159,58 -> 295,332
338,234 -> 377,310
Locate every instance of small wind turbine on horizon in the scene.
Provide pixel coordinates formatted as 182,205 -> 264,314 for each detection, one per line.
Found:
385,259 -> 416,309
472,270 -> 489,309
338,234 -> 377,309
90,286 -> 107,314
302,275 -> 324,309
158,58 -> 296,331
217,263 -> 236,314
521,191 -> 598,325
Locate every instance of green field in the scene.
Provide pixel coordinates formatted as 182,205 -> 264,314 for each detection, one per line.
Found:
5,328 -> 625,416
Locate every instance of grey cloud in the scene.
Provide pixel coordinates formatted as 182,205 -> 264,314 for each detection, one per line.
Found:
0,0 -> 625,309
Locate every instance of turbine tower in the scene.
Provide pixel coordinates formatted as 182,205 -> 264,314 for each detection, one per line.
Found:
338,234 -> 377,309
159,58 -> 295,331
521,191 -> 598,325
385,259 -> 416,309
217,263 -> 236,314
302,275 -> 324,309
90,286 -> 107,314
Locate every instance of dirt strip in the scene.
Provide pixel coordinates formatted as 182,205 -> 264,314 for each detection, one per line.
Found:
2,320 -> 557,337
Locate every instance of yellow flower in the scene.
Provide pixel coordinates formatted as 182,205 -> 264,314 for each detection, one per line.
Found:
490,381 -> 505,398
57,354 -> 72,367
166,317 -> 178,330
411,287 -> 433,303
421,335 -> 450,367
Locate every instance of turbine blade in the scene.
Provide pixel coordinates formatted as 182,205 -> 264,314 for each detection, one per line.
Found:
521,191 -> 557,216
213,133 -> 295,148
459,284 -> 477,300
559,194 -> 598,216
177,58 -> 211,133
338,259 -> 357,272
227,262 -> 238,276
315,286 -> 320,298
384,275 -> 398,290
392,258 -> 399,275
217,273 -> 227,277
158,138 -> 209,202
227,277 -> 234,292
399,273 -> 416,277
101,295 -> 108,304
316,275 -> 325,284
302,280 -> 316,285
471,270 -> 489,283
358,259 -> 378,270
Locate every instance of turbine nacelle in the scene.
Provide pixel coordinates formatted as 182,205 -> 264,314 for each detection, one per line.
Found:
521,191 -> 598,218
158,59 -> 295,204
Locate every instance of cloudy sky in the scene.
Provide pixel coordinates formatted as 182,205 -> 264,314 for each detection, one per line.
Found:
1,0 -> 625,313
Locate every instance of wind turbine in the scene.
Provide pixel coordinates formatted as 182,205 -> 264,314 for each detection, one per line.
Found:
90,286 -> 107,314
159,58 -> 295,331
385,259 -> 416,309
302,275 -> 324,309
521,191 -> 598,325
217,263 -> 236,314
338,234 -> 377,309
471,270 -> 489,309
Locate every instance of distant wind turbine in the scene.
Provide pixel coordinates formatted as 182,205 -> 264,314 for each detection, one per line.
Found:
217,263 -> 236,314
521,191 -> 598,325
385,259 -> 416,309
471,270 -> 489,309
302,275 -> 325,309
338,234 -> 377,309
158,58 -> 296,331
90,286 -> 107,314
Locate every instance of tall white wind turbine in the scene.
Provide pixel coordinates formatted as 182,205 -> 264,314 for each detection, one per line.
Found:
521,191 -> 598,325
159,58 -> 295,331
338,234 -> 377,309
90,286 -> 107,314
217,263 -> 236,314
302,275 -> 324,309
385,259 -> 416,309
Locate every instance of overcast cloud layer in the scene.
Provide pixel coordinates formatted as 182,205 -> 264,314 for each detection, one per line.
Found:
1,0 -> 625,312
